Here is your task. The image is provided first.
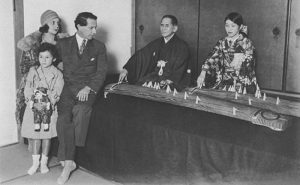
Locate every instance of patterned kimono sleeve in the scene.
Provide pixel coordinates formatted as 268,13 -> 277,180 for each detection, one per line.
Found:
240,38 -> 256,80
201,40 -> 224,88
19,51 -> 27,75
202,40 -> 223,74
23,69 -> 36,103
20,49 -> 39,75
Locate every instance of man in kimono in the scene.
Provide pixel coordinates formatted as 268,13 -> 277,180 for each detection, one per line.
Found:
119,15 -> 190,90
55,12 -> 107,184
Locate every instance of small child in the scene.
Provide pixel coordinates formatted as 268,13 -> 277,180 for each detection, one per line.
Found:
21,43 -> 64,175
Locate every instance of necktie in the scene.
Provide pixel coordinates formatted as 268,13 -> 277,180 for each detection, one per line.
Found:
79,39 -> 87,55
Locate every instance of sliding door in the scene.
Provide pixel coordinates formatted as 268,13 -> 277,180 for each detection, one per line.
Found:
135,0 -> 199,82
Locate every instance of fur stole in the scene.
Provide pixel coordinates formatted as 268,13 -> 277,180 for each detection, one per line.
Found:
17,31 -> 69,52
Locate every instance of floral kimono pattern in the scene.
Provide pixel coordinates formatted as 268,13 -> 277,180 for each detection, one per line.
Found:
16,40 -> 40,125
202,34 -> 258,94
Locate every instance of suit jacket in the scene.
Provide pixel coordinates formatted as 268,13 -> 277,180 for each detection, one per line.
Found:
56,35 -> 108,95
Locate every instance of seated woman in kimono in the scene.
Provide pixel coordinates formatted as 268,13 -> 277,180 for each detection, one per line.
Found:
197,12 -> 259,94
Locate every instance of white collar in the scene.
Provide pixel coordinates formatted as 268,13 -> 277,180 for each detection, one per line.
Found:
75,33 -> 86,49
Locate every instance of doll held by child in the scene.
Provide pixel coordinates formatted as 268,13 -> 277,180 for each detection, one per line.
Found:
29,87 -> 52,132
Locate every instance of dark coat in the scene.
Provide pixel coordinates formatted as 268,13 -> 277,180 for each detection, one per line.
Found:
56,35 -> 108,96
124,34 -> 190,90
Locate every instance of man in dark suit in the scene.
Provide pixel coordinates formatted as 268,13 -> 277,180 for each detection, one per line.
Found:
56,12 -> 107,184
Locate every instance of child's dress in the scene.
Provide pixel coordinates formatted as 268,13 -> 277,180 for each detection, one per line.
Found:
21,65 -> 64,139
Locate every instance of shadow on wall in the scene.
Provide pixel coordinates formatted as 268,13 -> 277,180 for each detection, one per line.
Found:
61,20 -> 120,74
95,27 -> 119,74
60,19 -> 68,34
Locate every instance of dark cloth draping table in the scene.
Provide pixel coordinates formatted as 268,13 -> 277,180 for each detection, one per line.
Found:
76,93 -> 300,183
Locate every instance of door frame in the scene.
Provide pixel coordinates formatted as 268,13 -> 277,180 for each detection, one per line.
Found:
13,0 -> 24,89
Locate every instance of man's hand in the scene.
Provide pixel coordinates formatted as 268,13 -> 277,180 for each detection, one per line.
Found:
76,86 -> 91,101
118,69 -> 128,83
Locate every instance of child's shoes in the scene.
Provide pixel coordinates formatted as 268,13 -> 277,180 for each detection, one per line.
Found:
43,123 -> 49,132
27,154 -> 40,175
40,154 -> 49,174
34,123 -> 41,132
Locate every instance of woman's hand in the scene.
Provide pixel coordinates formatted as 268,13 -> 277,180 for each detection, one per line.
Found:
197,71 -> 206,88
118,69 -> 128,83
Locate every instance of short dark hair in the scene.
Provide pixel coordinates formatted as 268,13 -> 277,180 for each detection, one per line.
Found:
161,15 -> 178,26
38,42 -> 58,60
224,12 -> 243,26
74,12 -> 97,29
38,24 -> 62,35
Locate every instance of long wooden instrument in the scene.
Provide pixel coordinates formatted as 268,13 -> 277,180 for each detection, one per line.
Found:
104,83 -> 299,131
188,87 -> 300,118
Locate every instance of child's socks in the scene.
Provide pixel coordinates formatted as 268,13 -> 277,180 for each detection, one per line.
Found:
40,154 -> 49,174
27,154 -> 40,175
